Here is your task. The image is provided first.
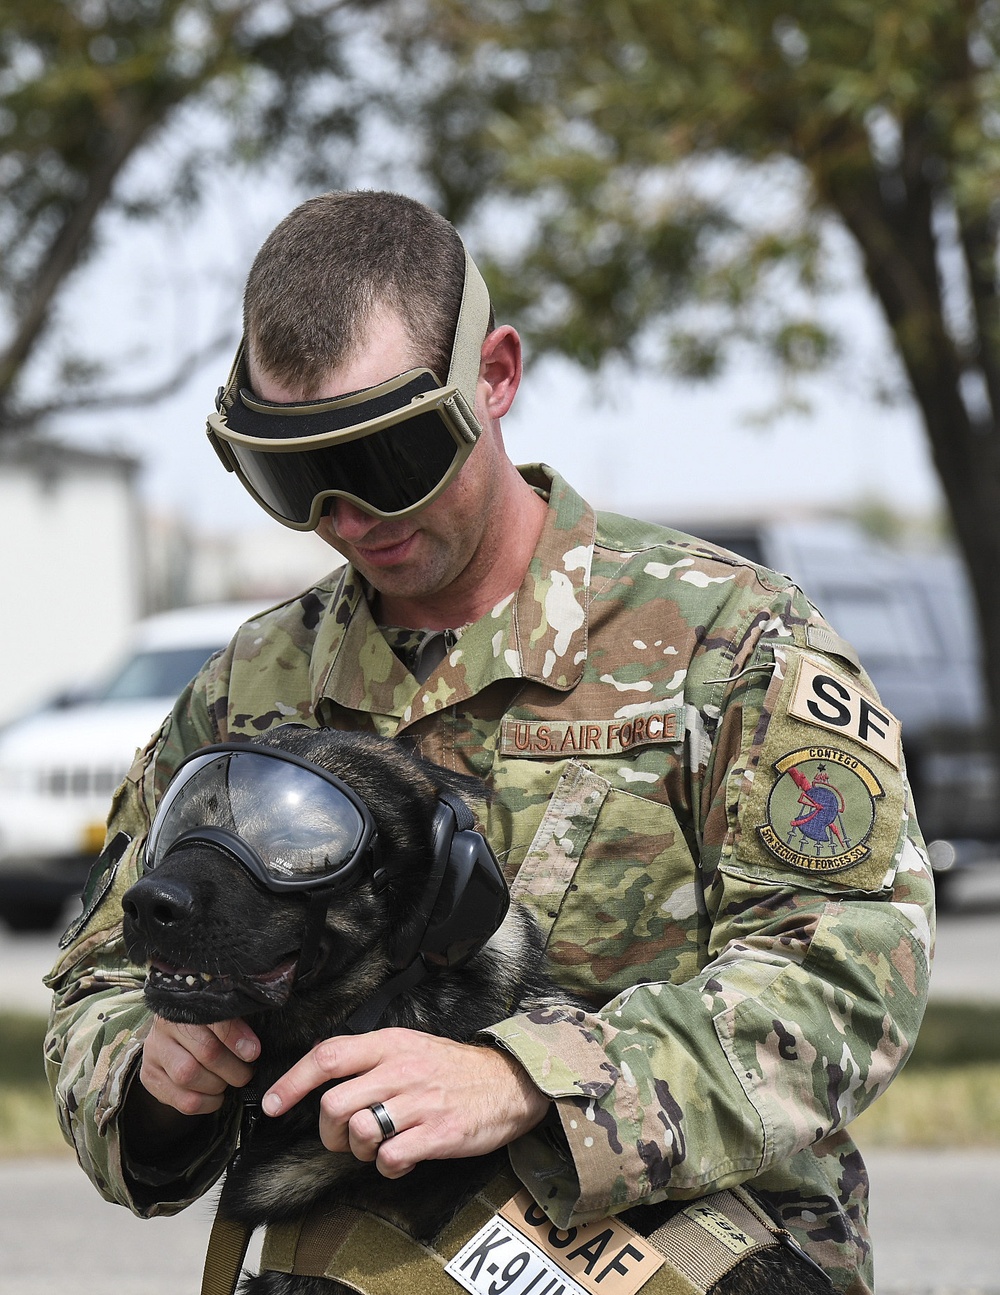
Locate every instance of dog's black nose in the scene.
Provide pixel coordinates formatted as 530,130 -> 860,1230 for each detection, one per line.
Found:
122,875 -> 198,936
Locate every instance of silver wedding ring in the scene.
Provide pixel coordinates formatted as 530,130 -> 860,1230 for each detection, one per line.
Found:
369,1101 -> 397,1141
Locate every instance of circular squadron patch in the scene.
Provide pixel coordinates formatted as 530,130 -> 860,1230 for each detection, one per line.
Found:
758,747 -> 884,873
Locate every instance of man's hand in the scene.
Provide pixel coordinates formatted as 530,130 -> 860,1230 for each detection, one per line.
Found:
261,1028 -> 550,1178
138,1016 -> 261,1116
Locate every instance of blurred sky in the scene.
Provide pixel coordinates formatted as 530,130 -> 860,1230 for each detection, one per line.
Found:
36,173 -> 944,538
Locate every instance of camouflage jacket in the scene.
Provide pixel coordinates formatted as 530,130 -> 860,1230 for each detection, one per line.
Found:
45,466 -> 933,1295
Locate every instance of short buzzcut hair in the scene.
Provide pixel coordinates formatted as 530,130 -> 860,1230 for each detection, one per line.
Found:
243,191 -> 475,392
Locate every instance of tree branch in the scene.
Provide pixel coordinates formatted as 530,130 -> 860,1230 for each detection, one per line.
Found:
0,104 -> 154,404
0,329 -> 235,434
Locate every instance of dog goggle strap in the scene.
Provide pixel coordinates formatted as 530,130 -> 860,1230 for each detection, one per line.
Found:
206,247 -> 493,529
145,747 -> 377,893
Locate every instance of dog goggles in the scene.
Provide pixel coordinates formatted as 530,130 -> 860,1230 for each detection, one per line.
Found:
206,247 -> 492,529
144,745 -> 378,893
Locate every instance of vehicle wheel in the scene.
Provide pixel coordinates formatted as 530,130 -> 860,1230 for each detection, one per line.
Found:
0,899 -> 67,932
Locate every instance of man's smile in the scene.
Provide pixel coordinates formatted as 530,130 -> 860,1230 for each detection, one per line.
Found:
351,532 -> 419,567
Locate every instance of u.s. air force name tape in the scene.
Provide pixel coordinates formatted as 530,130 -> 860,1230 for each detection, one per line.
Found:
499,707 -> 684,758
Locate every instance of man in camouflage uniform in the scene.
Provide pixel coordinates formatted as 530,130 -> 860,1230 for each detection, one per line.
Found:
45,192 -> 933,1295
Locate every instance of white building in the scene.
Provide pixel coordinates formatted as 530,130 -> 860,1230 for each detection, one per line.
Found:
0,439 -> 142,724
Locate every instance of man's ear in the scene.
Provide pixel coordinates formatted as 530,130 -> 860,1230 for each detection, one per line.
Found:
478,325 -> 522,420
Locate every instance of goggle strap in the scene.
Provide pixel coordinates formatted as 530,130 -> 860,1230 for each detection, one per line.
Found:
343,957 -> 430,1034
296,887 -> 335,984
446,388 -> 482,445
216,343 -> 246,415
445,246 -> 492,408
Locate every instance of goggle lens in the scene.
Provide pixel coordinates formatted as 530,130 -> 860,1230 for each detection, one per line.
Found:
232,405 -> 462,525
145,748 -> 375,890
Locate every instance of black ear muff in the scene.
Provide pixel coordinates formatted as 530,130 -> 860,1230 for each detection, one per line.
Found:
391,791 -> 509,971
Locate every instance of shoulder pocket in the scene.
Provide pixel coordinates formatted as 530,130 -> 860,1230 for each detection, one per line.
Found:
57,831 -> 132,950
725,649 -> 906,894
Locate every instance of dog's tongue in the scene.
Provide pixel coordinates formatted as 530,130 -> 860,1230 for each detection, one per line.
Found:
243,958 -> 299,1004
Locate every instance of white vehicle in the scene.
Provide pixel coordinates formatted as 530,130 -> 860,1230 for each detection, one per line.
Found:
0,601 -> 267,930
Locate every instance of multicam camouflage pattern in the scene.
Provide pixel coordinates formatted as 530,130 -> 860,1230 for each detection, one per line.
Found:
44,466 -> 933,1295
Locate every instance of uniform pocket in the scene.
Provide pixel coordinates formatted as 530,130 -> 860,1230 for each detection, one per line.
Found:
512,763 -> 703,1002
510,761 -> 609,940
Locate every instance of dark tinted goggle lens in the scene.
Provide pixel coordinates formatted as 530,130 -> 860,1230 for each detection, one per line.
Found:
145,748 -> 375,890
231,407 -> 461,524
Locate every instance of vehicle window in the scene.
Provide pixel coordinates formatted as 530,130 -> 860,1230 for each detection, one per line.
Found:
97,646 -> 221,702
816,587 -> 936,662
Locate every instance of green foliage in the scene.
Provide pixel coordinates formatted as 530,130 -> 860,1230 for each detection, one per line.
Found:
0,0 -> 382,425
397,0 -> 994,384
396,0 -> 1000,733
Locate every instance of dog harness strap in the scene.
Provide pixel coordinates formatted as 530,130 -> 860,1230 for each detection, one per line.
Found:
296,887 -> 334,982
259,1169 -> 519,1290
643,1186 -> 792,1293
255,1173 -> 799,1295
200,1211 -> 254,1295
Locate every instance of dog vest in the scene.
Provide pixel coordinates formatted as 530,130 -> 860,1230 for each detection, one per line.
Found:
200,1167 -> 807,1295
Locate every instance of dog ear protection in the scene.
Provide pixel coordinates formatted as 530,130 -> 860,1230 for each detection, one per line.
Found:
342,791 -> 509,1034
390,791 -> 509,972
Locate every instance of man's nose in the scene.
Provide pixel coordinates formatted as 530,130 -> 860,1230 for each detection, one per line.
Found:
325,497 -> 382,540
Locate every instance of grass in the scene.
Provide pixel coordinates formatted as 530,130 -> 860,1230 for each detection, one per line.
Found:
0,1082 -> 70,1157
0,1010 -> 72,1158
901,1000 -> 1000,1069
2,1003 -> 1000,1158
853,1062 -> 1000,1148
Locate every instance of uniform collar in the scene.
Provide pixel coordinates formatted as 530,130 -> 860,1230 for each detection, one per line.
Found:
314,466 -> 595,726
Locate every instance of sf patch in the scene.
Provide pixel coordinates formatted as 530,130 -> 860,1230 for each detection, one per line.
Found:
727,646 -> 906,893
759,747 -> 882,873
789,655 -> 901,767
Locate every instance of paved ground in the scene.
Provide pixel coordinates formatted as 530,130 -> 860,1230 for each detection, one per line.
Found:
0,1150 -> 997,1294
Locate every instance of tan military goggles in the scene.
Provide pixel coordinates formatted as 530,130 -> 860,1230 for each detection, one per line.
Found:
206,249 -> 492,529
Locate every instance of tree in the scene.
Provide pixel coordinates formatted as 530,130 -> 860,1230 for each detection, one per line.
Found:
0,0 -> 379,431
396,0 -> 1000,733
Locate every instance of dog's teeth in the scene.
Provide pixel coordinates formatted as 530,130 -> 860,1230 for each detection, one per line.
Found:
185,975 -> 197,986
202,973 -> 213,983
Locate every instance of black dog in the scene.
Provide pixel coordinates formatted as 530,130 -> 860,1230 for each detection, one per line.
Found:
122,725 -> 830,1295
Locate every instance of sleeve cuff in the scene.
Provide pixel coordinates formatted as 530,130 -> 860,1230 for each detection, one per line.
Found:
482,1005 -> 646,1225
482,1005 -> 620,1099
